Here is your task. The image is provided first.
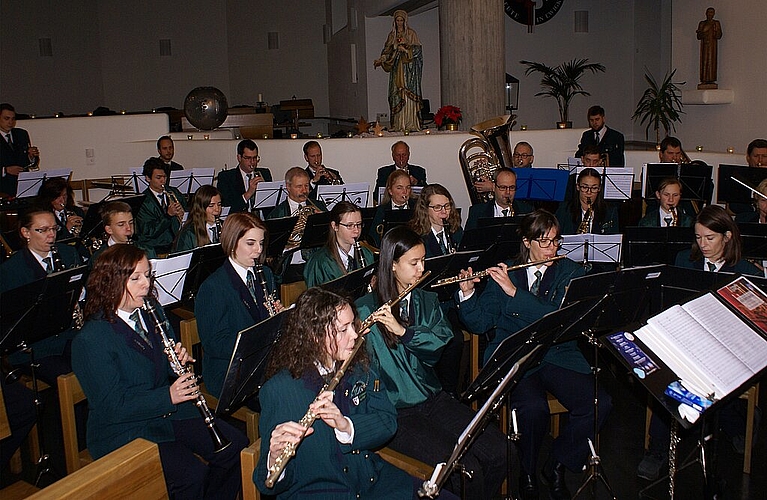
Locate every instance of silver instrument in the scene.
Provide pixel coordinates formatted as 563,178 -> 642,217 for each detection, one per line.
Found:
431,256 -> 566,288
254,263 -> 278,317
142,298 -> 231,453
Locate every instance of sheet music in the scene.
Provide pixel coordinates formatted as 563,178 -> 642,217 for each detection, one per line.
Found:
150,252 -> 194,306
316,182 -> 371,210
16,168 -> 73,198
253,181 -> 285,209
602,167 -> 634,200
561,234 -> 622,263
129,168 -> 149,193
169,168 -> 215,193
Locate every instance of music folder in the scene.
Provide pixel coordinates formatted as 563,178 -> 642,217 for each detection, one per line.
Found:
216,311 -> 287,415
623,226 -> 694,267
716,164 -> 767,204
178,244 -> 226,309
319,263 -> 377,300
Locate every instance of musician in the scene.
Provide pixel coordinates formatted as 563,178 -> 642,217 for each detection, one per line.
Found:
0,376 -> 36,472
303,201 -> 375,287
36,177 -> 84,241
575,105 -> 625,167
472,142 -> 536,197
172,185 -> 223,253
135,157 -> 187,255
303,140 -> 344,198
0,209 -> 83,384
355,226 -> 506,500
408,184 -> 463,258
72,245 -> 247,499
465,168 -> 534,231
374,140 -> 427,194
1,103 -> 40,197
735,178 -> 767,224
217,139 -> 273,213
267,167 -> 328,283
658,136 -> 684,163
91,201 -> 157,264
254,287 -> 419,499
746,138 -> 767,167
195,213 -> 283,403
674,205 -> 759,274
156,135 -> 184,178
555,167 -> 619,235
368,169 -> 414,247
638,178 -> 694,227
457,209 -> 611,499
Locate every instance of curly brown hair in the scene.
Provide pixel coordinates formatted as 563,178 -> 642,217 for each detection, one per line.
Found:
408,184 -> 461,235
266,287 -> 367,380
83,245 -> 154,322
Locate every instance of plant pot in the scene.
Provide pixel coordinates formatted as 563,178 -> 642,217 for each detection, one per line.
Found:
446,123 -> 458,131
556,121 -> 572,129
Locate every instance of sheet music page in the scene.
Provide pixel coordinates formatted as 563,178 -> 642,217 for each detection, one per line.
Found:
603,167 -> 634,200
645,303 -> 752,397
150,252 -> 193,306
683,293 -> 767,373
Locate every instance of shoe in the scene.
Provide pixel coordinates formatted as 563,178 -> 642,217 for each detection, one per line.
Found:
518,473 -> 539,500
636,451 -> 668,481
541,459 -> 571,500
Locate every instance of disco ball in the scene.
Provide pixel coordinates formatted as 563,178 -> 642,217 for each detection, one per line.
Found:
183,87 -> 228,130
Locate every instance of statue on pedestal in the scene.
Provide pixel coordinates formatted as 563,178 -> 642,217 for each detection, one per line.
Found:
696,7 -> 722,90
373,10 -> 423,132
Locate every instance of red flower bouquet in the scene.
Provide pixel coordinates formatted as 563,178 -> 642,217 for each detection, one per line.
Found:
434,105 -> 462,127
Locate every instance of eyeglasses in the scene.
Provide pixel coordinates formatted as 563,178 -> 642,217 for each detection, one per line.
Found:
241,155 -> 260,161
33,227 -> 57,234
337,222 -> 363,229
533,237 -> 563,248
495,184 -> 517,192
513,153 -> 532,158
578,184 -> 601,193
428,203 -> 451,212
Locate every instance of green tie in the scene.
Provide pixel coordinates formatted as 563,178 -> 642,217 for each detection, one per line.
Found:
129,310 -> 152,346
347,254 -> 356,272
399,298 -> 409,325
246,270 -> 258,301
530,270 -> 542,296
43,257 -> 53,274
437,232 -> 447,254
707,262 -> 717,272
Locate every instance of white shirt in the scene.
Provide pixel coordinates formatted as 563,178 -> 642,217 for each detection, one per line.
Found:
703,258 -> 725,272
116,307 -> 148,333
149,187 -> 165,206
659,207 -> 675,227
337,245 -> 355,269
30,249 -> 53,270
229,257 -> 253,287
494,202 -> 513,217
431,226 -> 448,249
525,264 -> 548,291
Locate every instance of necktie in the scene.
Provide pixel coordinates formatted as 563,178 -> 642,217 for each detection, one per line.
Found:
394,204 -> 404,210
594,130 -> 600,143
399,298 -> 409,325
530,270 -> 542,296
707,262 -> 717,272
43,257 -> 53,274
129,310 -> 152,346
346,255 -> 355,272
59,211 -> 67,226
160,193 -> 168,211
209,226 -> 218,243
4,133 -> 12,150
246,270 -> 258,301
502,208 -> 509,217
437,231 -> 447,254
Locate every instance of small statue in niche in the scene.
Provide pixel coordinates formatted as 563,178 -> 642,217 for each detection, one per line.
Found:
696,7 -> 722,89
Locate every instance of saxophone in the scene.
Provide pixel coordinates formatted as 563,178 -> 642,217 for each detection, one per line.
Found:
51,244 -> 84,330
264,271 -> 431,488
670,206 -> 679,227
578,198 -> 593,234
142,298 -> 231,453
254,263 -> 278,317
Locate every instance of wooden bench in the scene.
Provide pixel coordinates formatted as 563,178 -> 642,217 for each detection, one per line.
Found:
57,372 -> 93,474
27,438 -> 168,500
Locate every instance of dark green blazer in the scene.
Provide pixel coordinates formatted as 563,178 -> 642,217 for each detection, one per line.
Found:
303,245 -> 376,288
254,366 -> 411,499
0,244 -> 81,293
195,260 -> 277,398
71,305 -> 198,459
172,222 -> 202,253
136,187 -> 187,252
674,249 -> 760,275
266,198 -> 328,220
555,202 -> 620,235
422,226 -> 464,258
457,257 -> 590,371
356,289 -> 452,409
638,208 -> 694,227
464,199 -> 535,231
217,167 -> 273,213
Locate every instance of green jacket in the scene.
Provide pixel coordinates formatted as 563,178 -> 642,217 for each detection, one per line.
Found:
172,222 -> 199,253
355,288 -> 451,409
303,245 -> 376,288
136,186 -> 187,252
638,208 -> 694,227
254,366 -> 411,499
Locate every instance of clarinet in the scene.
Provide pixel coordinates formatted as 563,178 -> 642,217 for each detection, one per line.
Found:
49,244 -> 66,272
214,216 -> 223,244
353,240 -> 367,268
142,299 -> 231,453
441,218 -> 456,254
254,263 -> 278,317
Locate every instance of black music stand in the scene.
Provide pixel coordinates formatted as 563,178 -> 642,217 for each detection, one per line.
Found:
179,244 -> 226,309
623,226 -> 694,267
643,163 -> 713,204
458,220 -> 521,252
360,207 -> 378,238
253,181 -> 285,214
264,216 -> 300,262
319,263 -> 377,300
215,311 -> 287,415
299,211 -> 332,249
716,164 -> 767,205
513,167 -> 569,202
738,223 -> 767,261
374,209 -> 413,242
316,183 -> 371,209
418,250 -> 483,302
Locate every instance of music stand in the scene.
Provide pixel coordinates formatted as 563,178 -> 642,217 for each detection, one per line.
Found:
319,263 -> 377,300
643,163 -> 713,204
739,223 -> 767,261
560,234 -> 622,270
129,169 -> 149,194
375,209 -> 413,241
316,183 -> 371,210
169,168 -> 215,196
150,252 -> 194,307
601,167 -> 634,201
513,167 -> 569,202
178,244 -> 226,309
420,250 -> 483,302
215,311 -> 287,415
623,226 -> 694,267
15,168 -> 72,199
716,164 -> 767,205
264,216 -> 299,263
360,207 -> 378,238
299,211 -> 332,249
458,220 -> 521,252
253,181 -> 285,213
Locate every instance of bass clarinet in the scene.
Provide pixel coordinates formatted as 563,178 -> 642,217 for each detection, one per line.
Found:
265,270 -> 431,488
142,298 -> 231,453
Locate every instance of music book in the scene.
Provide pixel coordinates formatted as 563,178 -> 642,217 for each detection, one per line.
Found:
633,276 -> 767,402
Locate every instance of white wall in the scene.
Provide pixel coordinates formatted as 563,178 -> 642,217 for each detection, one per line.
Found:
671,1 -> 767,153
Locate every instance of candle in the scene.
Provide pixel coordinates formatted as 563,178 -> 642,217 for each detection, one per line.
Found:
317,132 -> 323,138
263,134 -> 269,139
187,134 -> 193,140
424,129 -> 431,135
290,133 -> 298,139
727,147 -> 734,154
258,93 -> 263,102
203,134 -> 210,140
696,145 -> 703,152
520,125 -> 528,131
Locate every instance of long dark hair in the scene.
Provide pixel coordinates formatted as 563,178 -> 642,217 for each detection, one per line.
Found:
568,168 -> 607,229
176,185 -> 220,248
689,205 -> 742,266
266,287 -> 366,379
326,201 -> 361,274
84,245 -> 152,322
37,177 -> 76,211
518,210 -> 560,264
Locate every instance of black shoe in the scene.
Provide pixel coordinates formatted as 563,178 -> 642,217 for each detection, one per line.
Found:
518,473 -> 539,500
541,459 -> 571,500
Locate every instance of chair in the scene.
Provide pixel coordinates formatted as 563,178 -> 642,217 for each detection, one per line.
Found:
57,372 -> 93,474
280,280 -> 307,308
644,382 -> 760,474
27,438 -> 168,500
179,318 -> 259,443
240,439 -> 433,500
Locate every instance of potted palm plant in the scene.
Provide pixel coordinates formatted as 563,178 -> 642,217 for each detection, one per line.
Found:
632,69 -> 685,145
520,58 -> 606,128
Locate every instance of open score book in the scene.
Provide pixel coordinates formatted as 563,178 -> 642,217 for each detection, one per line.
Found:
634,276 -> 767,401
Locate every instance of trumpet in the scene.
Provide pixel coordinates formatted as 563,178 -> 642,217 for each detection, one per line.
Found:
320,166 -> 342,185
265,271 -> 431,488
430,255 -> 566,288
65,210 -> 83,237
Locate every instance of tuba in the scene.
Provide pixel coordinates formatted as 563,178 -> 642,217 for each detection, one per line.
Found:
458,115 -> 516,205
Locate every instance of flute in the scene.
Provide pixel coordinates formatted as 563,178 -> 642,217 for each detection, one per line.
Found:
430,255 -> 566,288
